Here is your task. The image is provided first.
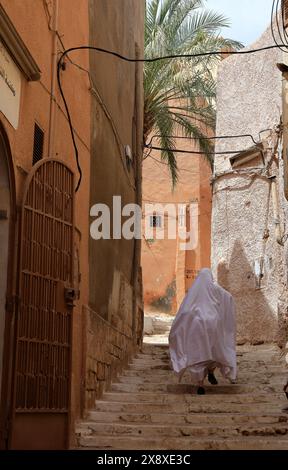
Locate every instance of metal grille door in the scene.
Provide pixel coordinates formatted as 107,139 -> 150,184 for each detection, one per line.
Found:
11,159 -> 75,449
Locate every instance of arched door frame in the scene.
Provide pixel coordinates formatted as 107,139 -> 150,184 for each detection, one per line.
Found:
9,157 -> 75,450
0,120 -> 17,450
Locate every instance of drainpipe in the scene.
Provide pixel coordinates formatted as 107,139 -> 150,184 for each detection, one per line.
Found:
48,0 -> 59,158
270,176 -> 284,246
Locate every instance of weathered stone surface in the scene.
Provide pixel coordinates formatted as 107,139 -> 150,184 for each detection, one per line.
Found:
77,435 -> 288,451
76,342 -> 288,450
83,306 -> 139,409
211,23 -> 288,345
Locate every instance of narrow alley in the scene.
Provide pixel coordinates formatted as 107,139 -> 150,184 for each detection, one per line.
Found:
76,327 -> 288,450
1,0 -> 288,455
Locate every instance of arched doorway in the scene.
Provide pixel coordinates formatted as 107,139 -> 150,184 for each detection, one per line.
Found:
0,123 -> 16,449
0,130 -> 76,448
10,158 -> 75,449
0,132 -> 10,402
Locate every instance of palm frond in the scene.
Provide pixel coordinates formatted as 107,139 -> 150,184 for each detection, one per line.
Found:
144,0 -> 244,183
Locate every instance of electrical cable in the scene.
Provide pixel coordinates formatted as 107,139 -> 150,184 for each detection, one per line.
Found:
276,0 -> 287,47
212,172 -> 270,195
57,57 -> 83,192
146,133 -> 259,147
58,44 -> 283,66
281,0 -> 288,45
144,144 -> 260,155
277,0 -> 288,46
271,0 -> 288,53
57,41 -> 283,191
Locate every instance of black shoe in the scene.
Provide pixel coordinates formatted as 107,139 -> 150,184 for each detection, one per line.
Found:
197,386 -> 205,395
208,372 -> 218,385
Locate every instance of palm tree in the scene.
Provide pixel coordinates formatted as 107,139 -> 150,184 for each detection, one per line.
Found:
144,0 -> 242,184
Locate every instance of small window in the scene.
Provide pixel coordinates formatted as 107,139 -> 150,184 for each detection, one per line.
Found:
32,123 -> 44,165
178,205 -> 186,228
150,215 -> 162,228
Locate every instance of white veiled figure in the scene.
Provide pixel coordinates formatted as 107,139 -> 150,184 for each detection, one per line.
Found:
169,268 -> 237,385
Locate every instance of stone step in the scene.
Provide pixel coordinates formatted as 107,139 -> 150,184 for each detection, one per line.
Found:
76,421 -> 288,439
94,400 -> 284,414
140,344 -> 281,356
118,373 -> 285,384
137,350 -> 170,356
130,356 -> 284,365
77,434 -> 288,450
153,323 -> 173,332
137,350 -> 282,359
143,338 -> 169,345
135,354 -> 170,361
109,382 -> 284,394
141,342 -> 169,348
122,367 -> 286,378
152,328 -> 173,335
127,361 -> 285,371
76,343 -> 288,450
138,348 -> 282,357
130,358 -> 171,365
127,364 -> 173,371
103,391 -> 284,404
86,410 -> 288,426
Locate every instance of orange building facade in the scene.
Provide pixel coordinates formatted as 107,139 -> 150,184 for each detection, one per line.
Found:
142,137 -> 212,315
0,0 -> 144,449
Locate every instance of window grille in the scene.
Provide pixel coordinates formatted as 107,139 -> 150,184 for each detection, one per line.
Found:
32,123 -> 44,165
150,215 -> 162,228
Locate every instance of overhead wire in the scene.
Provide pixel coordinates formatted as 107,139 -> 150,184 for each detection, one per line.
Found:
281,0 -> 288,45
57,33 -> 285,191
58,44 -> 283,67
144,144 -> 261,156
271,0 -> 288,53
271,0 -> 288,52
146,133 -> 259,147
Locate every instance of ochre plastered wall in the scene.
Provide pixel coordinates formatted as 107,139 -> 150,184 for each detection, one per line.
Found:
0,0 -> 90,443
142,136 -> 212,314
86,0 -> 145,409
0,0 -> 145,445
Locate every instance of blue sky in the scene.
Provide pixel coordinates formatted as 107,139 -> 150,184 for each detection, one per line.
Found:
206,0 -> 272,45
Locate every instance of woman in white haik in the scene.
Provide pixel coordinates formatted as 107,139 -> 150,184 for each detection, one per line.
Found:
169,268 -> 237,395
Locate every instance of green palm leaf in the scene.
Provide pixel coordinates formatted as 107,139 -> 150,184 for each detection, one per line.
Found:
144,0 -> 243,185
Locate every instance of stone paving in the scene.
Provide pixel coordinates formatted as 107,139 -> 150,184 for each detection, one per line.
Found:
76,336 -> 288,450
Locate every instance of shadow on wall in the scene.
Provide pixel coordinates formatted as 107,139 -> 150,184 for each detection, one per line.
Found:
217,240 -> 278,344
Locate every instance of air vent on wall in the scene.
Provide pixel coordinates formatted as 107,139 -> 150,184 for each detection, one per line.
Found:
32,123 -> 44,165
283,0 -> 288,28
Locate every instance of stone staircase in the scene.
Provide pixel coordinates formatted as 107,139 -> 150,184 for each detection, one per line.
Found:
76,343 -> 288,450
